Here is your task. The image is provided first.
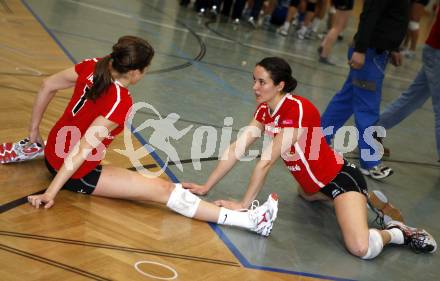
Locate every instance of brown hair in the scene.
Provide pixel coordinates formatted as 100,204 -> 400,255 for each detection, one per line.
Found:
256,57 -> 297,93
86,35 -> 154,100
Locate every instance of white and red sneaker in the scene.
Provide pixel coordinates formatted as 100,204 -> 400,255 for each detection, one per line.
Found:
386,220 -> 437,254
248,193 -> 279,237
0,138 -> 44,164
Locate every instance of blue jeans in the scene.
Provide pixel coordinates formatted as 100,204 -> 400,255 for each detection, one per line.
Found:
378,45 -> 440,158
321,47 -> 389,169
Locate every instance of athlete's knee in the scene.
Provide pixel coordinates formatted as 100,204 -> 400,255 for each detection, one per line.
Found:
166,183 -> 201,218
160,180 -> 175,195
359,229 -> 384,259
347,239 -> 369,258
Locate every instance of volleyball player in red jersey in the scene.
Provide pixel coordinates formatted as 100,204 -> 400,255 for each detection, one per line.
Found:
184,57 -> 437,258
26,36 -> 279,237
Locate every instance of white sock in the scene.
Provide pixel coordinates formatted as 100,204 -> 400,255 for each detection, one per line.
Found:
282,21 -> 290,29
385,228 -> 405,244
217,207 -> 253,229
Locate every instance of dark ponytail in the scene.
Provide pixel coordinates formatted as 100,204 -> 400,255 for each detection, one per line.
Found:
256,57 -> 298,93
86,56 -> 112,101
86,35 -> 155,100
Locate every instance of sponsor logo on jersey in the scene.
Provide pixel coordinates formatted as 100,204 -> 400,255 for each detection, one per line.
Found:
265,123 -> 280,137
287,164 -> 301,172
282,119 -> 294,125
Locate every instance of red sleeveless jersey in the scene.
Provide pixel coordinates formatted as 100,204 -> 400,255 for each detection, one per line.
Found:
254,94 -> 343,194
45,58 -> 132,178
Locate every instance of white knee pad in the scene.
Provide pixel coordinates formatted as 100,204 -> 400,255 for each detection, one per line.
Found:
166,184 -> 201,218
362,229 -> 384,260
409,21 -> 420,31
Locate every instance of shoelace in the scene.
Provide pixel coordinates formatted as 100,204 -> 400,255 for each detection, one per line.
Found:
241,200 -> 261,213
366,199 -> 386,229
250,200 -> 260,211
18,138 -> 30,145
409,232 -> 430,254
373,211 -> 385,229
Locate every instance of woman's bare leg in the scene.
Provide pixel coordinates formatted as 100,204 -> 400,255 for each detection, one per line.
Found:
408,3 -> 425,52
320,9 -> 350,58
93,166 -> 220,221
92,166 -> 278,235
297,186 -> 330,201
333,192 -> 392,258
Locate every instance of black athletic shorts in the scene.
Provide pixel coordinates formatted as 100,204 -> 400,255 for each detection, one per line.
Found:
412,0 -> 430,6
45,158 -> 102,195
319,160 -> 368,200
332,0 -> 354,11
290,0 -> 300,7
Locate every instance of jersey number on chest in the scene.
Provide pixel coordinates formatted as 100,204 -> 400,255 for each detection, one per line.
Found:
72,85 -> 90,116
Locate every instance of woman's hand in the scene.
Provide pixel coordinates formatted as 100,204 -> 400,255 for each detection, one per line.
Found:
213,199 -> 246,210
28,193 -> 55,209
182,182 -> 210,196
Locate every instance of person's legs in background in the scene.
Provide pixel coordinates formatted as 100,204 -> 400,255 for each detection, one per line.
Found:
402,1 -> 426,59
321,48 -> 357,144
351,49 -> 393,179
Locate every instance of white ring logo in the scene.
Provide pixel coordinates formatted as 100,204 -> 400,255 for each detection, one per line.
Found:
134,260 -> 178,280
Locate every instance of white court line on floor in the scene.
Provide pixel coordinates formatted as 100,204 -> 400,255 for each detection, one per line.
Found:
0,57 -> 44,76
134,261 -> 178,280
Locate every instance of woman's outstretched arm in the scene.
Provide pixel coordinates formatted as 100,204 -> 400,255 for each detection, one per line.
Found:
29,67 -> 78,144
183,119 -> 263,195
216,127 -> 302,209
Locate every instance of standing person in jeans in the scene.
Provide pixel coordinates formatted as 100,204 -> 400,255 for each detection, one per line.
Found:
321,0 -> 410,180
377,3 -> 440,161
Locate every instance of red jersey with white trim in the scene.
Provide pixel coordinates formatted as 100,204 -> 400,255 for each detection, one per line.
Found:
45,58 -> 132,178
254,94 -> 343,194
